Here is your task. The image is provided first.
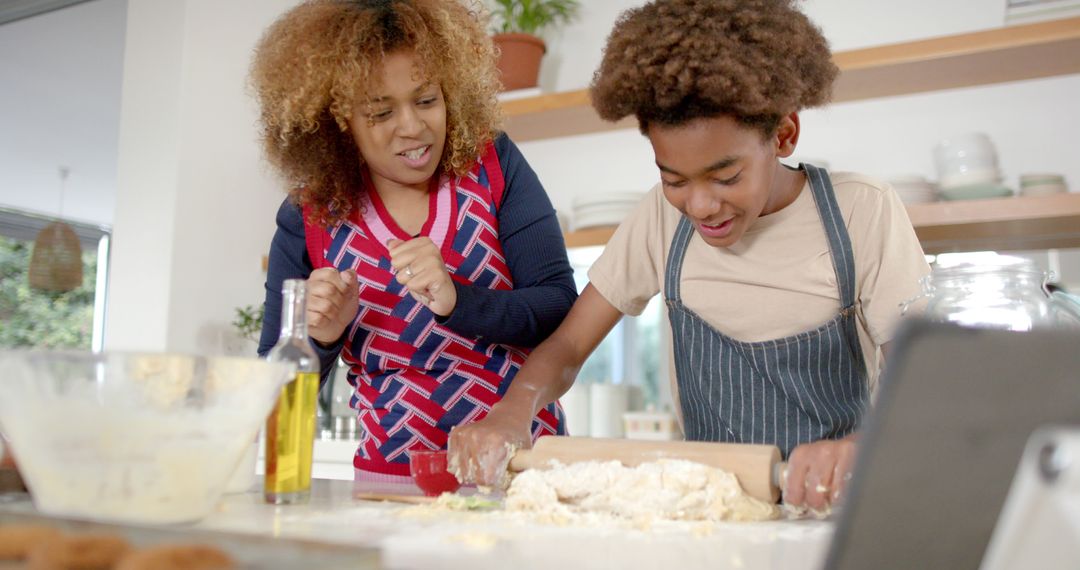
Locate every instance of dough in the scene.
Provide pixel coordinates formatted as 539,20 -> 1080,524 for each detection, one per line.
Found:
115,544 -> 235,570
504,459 -> 778,523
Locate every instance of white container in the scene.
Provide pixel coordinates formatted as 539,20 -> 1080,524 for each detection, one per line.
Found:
1019,173 -> 1067,196
558,381 -> 591,437
588,383 -> 629,438
888,175 -> 939,204
933,133 -> 1002,189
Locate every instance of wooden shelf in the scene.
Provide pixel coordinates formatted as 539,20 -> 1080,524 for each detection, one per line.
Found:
563,226 -> 619,248
501,16 -> 1080,142
907,193 -> 1080,254
562,193 -> 1080,254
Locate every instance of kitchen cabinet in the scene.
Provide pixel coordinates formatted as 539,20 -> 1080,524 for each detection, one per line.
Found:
565,193 -> 1080,254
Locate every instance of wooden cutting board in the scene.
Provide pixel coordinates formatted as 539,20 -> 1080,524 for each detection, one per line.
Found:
509,437 -> 785,503
354,492 -> 436,505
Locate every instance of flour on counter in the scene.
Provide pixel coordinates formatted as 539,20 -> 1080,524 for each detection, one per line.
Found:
503,459 -> 779,523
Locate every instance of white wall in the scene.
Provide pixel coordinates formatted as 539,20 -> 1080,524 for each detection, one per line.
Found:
537,0 -> 1008,95
105,0 -> 297,352
0,0 -> 126,226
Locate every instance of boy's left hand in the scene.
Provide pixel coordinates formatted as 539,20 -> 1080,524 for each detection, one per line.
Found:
387,237 -> 457,317
784,432 -> 859,511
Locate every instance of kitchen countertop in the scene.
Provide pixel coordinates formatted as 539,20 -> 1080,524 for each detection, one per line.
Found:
0,479 -> 834,570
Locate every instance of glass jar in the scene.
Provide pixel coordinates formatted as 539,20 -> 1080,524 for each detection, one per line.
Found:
903,253 -> 1057,331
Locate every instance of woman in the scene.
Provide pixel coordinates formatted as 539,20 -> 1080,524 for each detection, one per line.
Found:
251,0 -> 576,481
450,0 -> 930,510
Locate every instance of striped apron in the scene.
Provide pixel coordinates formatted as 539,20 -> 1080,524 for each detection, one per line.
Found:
664,164 -> 868,459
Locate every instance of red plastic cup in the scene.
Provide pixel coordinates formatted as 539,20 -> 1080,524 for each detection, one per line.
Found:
409,450 -> 461,496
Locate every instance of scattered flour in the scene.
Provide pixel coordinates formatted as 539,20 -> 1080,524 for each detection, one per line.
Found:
446,532 -> 499,551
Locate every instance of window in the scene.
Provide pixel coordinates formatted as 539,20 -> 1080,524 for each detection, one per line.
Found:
568,246 -> 671,411
0,207 -> 110,350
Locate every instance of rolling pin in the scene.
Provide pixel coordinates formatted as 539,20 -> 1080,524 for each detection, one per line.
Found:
509,436 -> 787,503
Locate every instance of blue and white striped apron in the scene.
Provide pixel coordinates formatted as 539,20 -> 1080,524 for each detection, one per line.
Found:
665,164 -> 868,459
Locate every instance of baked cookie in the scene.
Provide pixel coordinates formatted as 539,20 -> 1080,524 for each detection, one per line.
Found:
26,533 -> 132,570
116,544 -> 235,570
0,525 -> 63,560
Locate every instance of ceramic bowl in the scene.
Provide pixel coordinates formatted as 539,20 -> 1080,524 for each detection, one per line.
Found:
933,133 -> 1002,189
939,183 -> 1014,201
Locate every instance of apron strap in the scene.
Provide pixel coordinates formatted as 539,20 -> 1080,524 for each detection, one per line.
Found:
301,204 -> 334,270
663,216 -> 696,303
803,163 -> 858,311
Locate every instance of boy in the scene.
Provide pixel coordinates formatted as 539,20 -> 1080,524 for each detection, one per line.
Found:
451,0 -> 928,509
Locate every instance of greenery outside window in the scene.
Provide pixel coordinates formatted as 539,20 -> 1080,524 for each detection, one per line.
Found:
0,207 -> 110,350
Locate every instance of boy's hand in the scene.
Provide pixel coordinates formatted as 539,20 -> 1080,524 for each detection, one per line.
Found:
448,405 -> 533,487
783,433 -> 859,511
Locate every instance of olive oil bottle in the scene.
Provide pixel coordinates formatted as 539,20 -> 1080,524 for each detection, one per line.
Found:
264,279 -> 320,504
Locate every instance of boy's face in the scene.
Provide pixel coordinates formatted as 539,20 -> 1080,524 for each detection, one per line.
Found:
349,50 -> 447,192
647,115 -> 794,248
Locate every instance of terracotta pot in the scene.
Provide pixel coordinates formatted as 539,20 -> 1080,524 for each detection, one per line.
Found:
493,32 -> 546,91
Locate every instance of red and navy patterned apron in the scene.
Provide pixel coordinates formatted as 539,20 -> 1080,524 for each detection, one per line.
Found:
304,142 -> 565,477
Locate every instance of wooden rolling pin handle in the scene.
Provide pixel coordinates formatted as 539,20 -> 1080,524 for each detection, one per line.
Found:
773,461 -> 788,494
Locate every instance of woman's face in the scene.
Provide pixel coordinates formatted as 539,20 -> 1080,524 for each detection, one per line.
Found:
349,50 -> 447,191
647,115 -> 793,248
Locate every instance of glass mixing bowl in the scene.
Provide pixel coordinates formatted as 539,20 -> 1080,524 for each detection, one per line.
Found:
0,351 -> 293,524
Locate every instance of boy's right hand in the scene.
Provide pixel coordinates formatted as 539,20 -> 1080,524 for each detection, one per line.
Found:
448,405 -> 533,487
305,268 -> 358,346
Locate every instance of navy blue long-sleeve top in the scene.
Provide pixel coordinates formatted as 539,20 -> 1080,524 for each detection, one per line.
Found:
258,134 -> 578,382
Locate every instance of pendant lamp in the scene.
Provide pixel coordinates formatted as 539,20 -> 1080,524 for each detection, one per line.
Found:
28,167 -> 83,292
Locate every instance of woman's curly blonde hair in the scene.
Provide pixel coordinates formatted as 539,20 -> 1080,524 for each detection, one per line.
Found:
590,0 -> 837,136
251,0 -> 502,226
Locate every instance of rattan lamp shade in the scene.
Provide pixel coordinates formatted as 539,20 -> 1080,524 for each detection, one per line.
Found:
28,221 -> 83,292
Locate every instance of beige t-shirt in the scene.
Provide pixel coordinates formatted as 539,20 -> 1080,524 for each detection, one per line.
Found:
588,171 -> 930,399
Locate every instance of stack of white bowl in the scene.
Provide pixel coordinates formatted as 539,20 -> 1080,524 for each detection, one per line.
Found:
1019,173 -> 1068,197
571,191 -> 647,231
932,133 -> 1013,201
888,175 -> 939,205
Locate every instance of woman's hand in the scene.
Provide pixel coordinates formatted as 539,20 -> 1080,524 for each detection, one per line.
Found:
305,268 -> 359,345
783,433 -> 859,511
448,404 -> 533,487
387,237 -> 457,317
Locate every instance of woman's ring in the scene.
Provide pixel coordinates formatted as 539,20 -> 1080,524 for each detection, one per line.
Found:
405,266 -> 414,278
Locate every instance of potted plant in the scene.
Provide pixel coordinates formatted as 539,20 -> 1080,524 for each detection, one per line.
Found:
488,0 -> 581,91
228,304 -> 264,356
